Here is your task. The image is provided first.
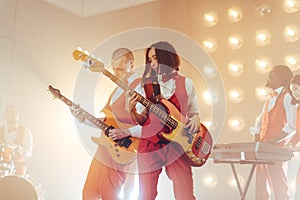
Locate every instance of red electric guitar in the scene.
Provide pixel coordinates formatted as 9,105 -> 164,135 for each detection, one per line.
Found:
72,49 -> 213,167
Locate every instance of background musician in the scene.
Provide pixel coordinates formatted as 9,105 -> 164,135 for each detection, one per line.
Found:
287,74 -> 300,200
71,48 -> 142,200
0,105 -> 33,177
250,65 -> 295,200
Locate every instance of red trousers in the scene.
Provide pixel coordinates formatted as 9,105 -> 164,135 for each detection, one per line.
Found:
137,139 -> 195,200
82,146 -> 126,200
255,161 -> 291,200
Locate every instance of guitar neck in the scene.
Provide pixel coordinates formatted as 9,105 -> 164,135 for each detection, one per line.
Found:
72,50 -> 177,130
102,70 -> 177,129
102,70 -> 132,92
57,95 -> 111,132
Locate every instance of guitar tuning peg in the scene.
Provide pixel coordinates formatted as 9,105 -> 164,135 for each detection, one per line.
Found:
83,57 -> 95,68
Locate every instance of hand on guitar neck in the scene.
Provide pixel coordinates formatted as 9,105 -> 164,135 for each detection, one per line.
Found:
48,85 -> 140,164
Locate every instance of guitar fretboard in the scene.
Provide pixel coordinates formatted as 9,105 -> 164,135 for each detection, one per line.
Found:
102,70 -> 178,129
58,95 -> 110,132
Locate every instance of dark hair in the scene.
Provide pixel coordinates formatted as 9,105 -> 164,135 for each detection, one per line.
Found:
272,65 -> 293,86
142,41 -> 180,81
111,48 -> 134,63
289,74 -> 300,104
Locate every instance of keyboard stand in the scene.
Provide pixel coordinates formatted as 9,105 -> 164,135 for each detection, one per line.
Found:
214,160 -> 274,200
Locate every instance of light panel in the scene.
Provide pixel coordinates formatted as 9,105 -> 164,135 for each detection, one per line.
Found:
228,60 -> 244,77
227,116 -> 245,132
228,34 -> 243,49
255,56 -> 272,74
202,38 -> 218,53
284,53 -> 300,71
203,64 -> 218,78
201,173 -> 218,188
255,1 -> 272,16
227,6 -> 243,23
228,88 -> 244,104
255,85 -> 271,101
204,11 -> 218,27
283,0 -> 300,13
255,29 -> 272,46
202,89 -> 218,105
283,24 -> 300,42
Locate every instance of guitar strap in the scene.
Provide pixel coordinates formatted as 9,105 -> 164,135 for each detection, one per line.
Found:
151,69 -> 161,101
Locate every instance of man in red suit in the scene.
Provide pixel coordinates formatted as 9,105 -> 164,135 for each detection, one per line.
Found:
72,48 -> 141,200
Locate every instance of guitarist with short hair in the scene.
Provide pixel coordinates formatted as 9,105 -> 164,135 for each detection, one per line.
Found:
250,65 -> 294,200
128,41 -> 201,200
71,48 -> 142,200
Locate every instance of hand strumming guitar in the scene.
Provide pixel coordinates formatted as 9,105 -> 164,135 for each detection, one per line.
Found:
186,114 -> 201,134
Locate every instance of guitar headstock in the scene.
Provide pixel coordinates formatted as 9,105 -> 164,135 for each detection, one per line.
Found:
48,85 -> 62,99
72,49 -> 105,73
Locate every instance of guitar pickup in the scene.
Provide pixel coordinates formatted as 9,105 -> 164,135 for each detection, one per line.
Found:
117,137 -> 132,148
195,136 -> 202,150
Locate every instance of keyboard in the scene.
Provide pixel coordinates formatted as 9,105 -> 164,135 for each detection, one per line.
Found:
212,142 -> 293,162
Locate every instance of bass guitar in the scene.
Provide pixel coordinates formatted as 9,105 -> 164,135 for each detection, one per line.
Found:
72,49 -> 213,167
48,85 -> 139,164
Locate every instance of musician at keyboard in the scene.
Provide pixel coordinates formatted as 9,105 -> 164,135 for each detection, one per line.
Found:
249,65 -> 295,200
287,74 -> 300,200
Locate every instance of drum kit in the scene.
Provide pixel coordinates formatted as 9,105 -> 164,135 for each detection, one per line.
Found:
0,143 -> 45,200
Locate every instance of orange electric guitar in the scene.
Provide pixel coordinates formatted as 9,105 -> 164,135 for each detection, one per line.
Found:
48,85 -> 139,164
72,49 -> 213,167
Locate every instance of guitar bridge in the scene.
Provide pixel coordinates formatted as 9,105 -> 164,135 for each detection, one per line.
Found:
201,142 -> 211,154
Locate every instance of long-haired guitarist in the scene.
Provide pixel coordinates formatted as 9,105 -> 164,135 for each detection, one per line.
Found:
71,48 -> 142,200
128,41 -> 201,200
